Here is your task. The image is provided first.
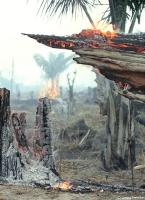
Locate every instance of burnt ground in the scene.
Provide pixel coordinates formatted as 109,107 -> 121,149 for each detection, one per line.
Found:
5,98 -> 145,200
0,168 -> 145,200
0,184 -> 144,200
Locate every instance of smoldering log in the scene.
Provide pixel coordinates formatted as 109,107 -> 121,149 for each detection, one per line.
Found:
22,32 -> 145,52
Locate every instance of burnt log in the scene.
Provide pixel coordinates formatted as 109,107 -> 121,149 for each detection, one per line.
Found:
22,31 -> 145,52
74,48 -> 145,91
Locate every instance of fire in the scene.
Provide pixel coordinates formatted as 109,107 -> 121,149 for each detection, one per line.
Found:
53,181 -> 72,191
39,79 -> 58,99
24,20 -> 145,53
96,21 -> 117,39
74,21 -> 117,40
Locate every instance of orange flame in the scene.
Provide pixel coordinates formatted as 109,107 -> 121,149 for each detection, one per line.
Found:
43,20 -> 145,53
39,79 -> 58,99
53,181 -> 72,191
77,21 -> 117,40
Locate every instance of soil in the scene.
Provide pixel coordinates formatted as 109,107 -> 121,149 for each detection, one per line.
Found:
0,158 -> 145,200
0,184 -> 145,200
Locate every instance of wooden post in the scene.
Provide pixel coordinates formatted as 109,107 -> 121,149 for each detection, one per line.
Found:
0,88 -> 10,176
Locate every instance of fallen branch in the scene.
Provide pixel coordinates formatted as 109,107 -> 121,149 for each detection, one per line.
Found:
79,129 -> 91,148
32,179 -> 145,193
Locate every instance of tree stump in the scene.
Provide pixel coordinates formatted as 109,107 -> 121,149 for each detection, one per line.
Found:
0,88 -> 10,176
35,97 -> 60,184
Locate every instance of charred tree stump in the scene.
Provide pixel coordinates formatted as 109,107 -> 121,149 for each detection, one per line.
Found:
0,88 -> 10,176
0,89 -> 29,179
36,97 -> 60,184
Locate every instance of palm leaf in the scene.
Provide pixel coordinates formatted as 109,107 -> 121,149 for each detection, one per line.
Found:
36,0 -> 97,28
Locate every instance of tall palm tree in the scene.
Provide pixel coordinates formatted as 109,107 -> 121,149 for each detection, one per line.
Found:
33,52 -> 74,80
33,52 -> 74,97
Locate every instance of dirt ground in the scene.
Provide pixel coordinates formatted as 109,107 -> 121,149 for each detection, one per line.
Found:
0,184 -> 145,200
0,158 -> 145,200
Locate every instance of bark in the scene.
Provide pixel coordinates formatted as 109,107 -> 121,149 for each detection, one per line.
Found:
108,0 -> 127,32
73,48 -> 145,97
0,89 -> 24,179
95,74 -> 109,115
0,88 -> 10,176
102,83 -> 136,170
36,97 -> 60,184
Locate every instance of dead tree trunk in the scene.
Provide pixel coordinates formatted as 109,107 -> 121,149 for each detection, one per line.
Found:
102,83 -> 136,170
67,72 -> 77,116
1,89 -> 29,179
0,88 -> 10,176
36,97 -> 60,184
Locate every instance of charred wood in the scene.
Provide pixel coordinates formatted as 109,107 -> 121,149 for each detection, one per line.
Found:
22,32 -> 145,52
36,97 -> 60,185
0,88 -> 10,176
33,179 -> 145,193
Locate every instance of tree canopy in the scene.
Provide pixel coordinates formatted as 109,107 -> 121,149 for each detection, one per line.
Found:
33,52 -> 74,80
36,0 -> 145,32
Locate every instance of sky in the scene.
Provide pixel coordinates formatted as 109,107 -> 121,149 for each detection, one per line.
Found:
0,0 -> 145,91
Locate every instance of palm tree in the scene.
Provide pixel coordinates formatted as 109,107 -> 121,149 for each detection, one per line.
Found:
105,0 -> 145,32
36,0 -> 145,33
37,0 -> 97,29
33,52 -> 74,97
33,52 -> 74,79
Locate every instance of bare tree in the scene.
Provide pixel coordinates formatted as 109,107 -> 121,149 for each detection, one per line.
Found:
67,71 -> 77,116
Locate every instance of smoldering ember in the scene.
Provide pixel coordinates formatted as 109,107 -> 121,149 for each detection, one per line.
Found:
1,27 -> 145,199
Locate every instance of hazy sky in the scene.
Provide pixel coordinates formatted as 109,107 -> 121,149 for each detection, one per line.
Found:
0,0 -> 145,89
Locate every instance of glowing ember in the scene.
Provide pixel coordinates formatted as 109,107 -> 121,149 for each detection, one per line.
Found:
39,79 -> 58,99
53,181 -> 72,191
23,22 -> 145,53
